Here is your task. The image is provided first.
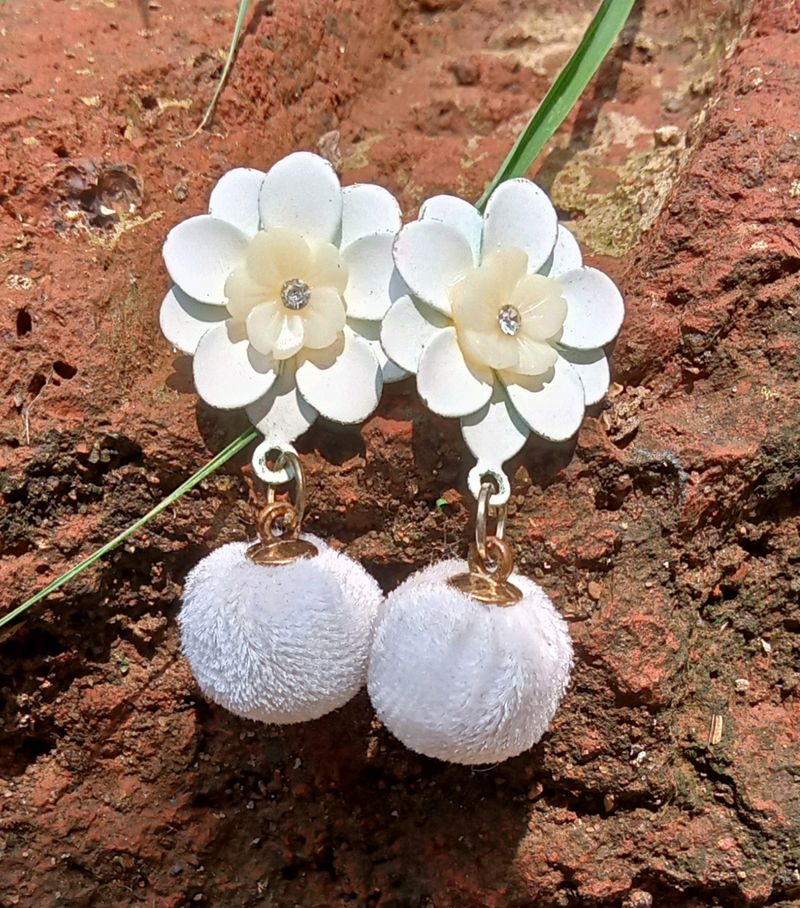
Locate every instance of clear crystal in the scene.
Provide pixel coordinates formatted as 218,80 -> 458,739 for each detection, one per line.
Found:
498,304 -> 521,336
281,278 -> 311,311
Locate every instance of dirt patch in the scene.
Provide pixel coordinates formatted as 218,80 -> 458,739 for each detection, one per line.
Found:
2,0 -> 799,905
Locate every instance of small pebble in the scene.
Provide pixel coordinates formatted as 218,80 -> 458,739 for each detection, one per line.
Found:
452,59 -> 479,85
654,125 -> 681,146
527,782 -> 544,800
625,892 -> 653,908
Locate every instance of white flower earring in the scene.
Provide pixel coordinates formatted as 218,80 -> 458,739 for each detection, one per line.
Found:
382,180 -> 623,502
161,152 -> 408,723
369,179 -> 624,764
160,150 -> 408,443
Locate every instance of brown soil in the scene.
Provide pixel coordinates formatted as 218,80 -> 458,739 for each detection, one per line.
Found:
1,0 -> 799,905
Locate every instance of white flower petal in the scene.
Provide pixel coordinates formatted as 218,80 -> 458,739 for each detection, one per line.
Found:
340,183 -> 402,250
500,355 -> 585,442
349,318 -> 409,384
245,361 -> 317,445
417,326 -> 493,418
542,224 -> 582,278
258,151 -> 342,245
159,286 -> 228,355
482,178 -> 558,273
557,346 -> 610,406
419,194 -> 483,263
163,215 -> 248,304
296,327 -> 382,424
208,167 -> 265,237
558,267 -> 625,350
193,321 -> 277,409
460,383 -> 529,466
380,294 -> 450,375
341,233 -> 406,321
393,221 -> 474,316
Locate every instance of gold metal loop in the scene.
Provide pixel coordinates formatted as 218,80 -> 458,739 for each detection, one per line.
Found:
255,501 -> 299,543
246,451 -> 316,566
261,448 -> 307,526
470,536 -> 515,584
449,482 -> 520,607
476,479 -> 508,562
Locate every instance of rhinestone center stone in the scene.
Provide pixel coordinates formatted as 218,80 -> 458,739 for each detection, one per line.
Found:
497,304 -> 521,337
281,278 -> 311,311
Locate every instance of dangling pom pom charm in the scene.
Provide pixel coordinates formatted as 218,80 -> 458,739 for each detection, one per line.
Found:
368,486 -> 573,764
179,451 -> 382,724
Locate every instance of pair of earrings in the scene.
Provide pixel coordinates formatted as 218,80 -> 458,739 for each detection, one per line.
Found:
160,151 -> 623,764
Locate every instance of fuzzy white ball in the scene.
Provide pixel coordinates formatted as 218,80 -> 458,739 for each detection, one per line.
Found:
368,559 -> 573,764
179,536 -> 382,724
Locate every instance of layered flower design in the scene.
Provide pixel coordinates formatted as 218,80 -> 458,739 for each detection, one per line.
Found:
160,152 -> 408,447
382,180 -> 624,491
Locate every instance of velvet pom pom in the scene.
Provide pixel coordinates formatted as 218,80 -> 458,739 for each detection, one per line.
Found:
368,559 -> 572,764
180,536 -> 382,724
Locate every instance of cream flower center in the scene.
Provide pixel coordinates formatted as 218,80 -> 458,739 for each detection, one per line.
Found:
223,227 -> 348,362
449,247 -> 567,377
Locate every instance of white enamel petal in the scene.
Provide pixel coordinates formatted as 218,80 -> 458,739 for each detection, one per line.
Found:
159,286 -> 228,356
349,318 -> 409,384
245,363 -> 318,445
393,221 -> 475,316
558,346 -> 610,406
258,151 -> 342,245
192,322 -> 277,410
417,326 -> 493,418
460,383 -> 529,465
296,327 -> 383,424
558,267 -> 625,350
163,215 -> 248,304
542,224 -> 583,278
340,183 -> 402,250
501,355 -> 585,442
342,233 -> 406,321
482,179 -> 558,273
381,294 -> 451,375
208,167 -> 265,237
419,194 -> 483,263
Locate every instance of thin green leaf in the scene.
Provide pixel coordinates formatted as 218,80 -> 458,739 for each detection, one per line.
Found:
477,0 -> 635,210
0,428 -> 258,629
185,0 -> 252,139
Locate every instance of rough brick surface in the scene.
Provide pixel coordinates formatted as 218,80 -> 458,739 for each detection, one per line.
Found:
1,0 -> 798,905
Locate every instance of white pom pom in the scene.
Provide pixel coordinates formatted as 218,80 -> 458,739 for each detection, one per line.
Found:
368,559 -> 573,764
180,536 -> 382,724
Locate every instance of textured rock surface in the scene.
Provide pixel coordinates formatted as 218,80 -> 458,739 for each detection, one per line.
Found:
1,0 -> 799,905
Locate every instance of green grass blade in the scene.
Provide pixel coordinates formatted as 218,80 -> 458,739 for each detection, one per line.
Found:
186,0 -> 252,139
0,427 -> 258,629
476,0 -> 635,210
